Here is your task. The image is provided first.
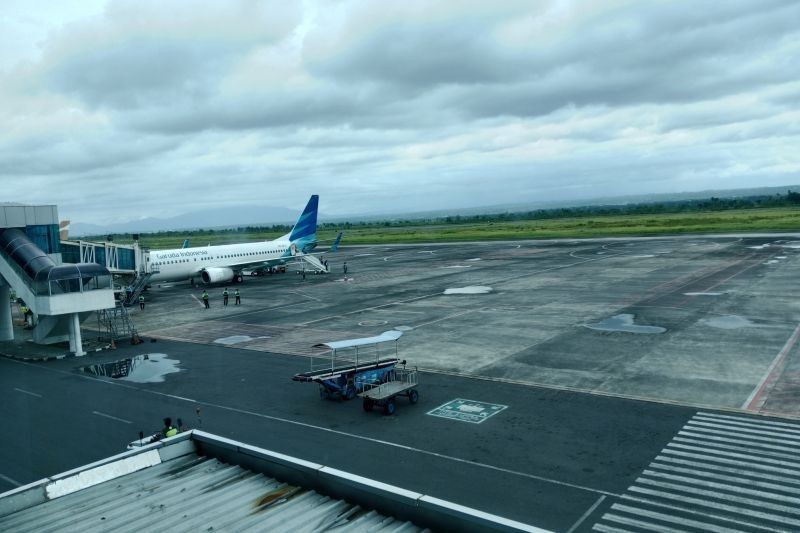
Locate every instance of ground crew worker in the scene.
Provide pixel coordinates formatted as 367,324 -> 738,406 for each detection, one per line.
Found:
139,295 -> 145,310
234,288 -> 241,305
20,304 -> 29,326
343,262 -> 348,275
223,288 -> 229,307
162,417 -> 178,438
202,290 -> 210,309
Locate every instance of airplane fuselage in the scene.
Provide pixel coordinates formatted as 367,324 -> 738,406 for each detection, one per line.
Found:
147,238 -> 294,283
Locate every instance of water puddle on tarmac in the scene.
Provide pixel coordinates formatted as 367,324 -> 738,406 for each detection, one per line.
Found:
80,353 -> 181,383
395,325 -> 414,331
701,315 -> 758,329
631,254 -> 655,258
748,244 -> 771,250
214,335 -> 269,345
466,258 -> 482,261
584,314 -> 666,334
440,265 -> 472,269
443,286 -> 493,295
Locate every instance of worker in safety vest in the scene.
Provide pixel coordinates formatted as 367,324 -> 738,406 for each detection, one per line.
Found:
202,290 -> 210,309
234,288 -> 241,305
162,417 -> 178,438
223,288 -> 229,307
19,305 -> 29,326
139,295 -> 145,310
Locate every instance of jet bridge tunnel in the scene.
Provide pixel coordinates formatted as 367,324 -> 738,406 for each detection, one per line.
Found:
0,204 -> 115,355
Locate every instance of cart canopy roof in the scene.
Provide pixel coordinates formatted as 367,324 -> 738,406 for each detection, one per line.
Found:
322,330 -> 403,350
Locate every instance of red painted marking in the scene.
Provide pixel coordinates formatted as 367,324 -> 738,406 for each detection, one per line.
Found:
743,322 -> 800,412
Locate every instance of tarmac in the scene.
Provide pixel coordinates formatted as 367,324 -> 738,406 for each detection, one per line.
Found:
4,234 -> 800,531
110,234 -> 800,416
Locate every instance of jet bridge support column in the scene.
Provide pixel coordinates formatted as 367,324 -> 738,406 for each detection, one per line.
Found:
69,313 -> 85,356
0,284 -> 12,341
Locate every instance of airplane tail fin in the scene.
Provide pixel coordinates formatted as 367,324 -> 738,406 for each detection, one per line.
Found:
289,195 -> 319,251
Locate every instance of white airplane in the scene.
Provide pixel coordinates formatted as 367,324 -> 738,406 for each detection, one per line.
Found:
146,195 -> 333,284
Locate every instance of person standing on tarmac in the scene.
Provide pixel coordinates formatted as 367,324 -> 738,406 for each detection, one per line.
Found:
139,295 -> 145,310
161,417 -> 178,438
234,288 -> 241,305
223,288 -> 229,307
202,290 -> 210,309
343,262 -> 348,276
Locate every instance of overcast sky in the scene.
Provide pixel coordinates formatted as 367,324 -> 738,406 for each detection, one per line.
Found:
1,0 -> 799,225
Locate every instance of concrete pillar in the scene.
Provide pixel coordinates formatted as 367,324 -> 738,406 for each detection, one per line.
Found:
70,312 -> 86,356
0,285 -> 13,341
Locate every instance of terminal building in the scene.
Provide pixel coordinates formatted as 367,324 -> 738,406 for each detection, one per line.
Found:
0,203 -> 141,356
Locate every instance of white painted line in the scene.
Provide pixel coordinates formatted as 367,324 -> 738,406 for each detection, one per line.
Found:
680,427 -> 800,448
591,523 -> 630,533
642,469 -> 800,504
626,487 -> 800,528
601,513 -> 676,533
648,462 -> 800,495
0,473 -> 22,487
653,455 -> 800,487
14,388 -> 42,398
166,394 -> 196,402
620,494 -> 791,533
413,309 -> 477,329
565,495 -> 605,533
673,435 -> 800,460
92,411 -> 132,424
693,415 -> 800,438
190,294 -> 205,308
688,419 -> 800,441
666,442 -> 800,470
290,290 -> 321,302
610,503 -> 733,533
635,477 -> 800,515
662,447 -> 800,477
697,411 -> 800,431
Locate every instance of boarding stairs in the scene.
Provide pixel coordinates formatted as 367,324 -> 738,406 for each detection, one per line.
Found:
299,254 -> 327,273
122,270 -> 155,307
96,300 -> 138,342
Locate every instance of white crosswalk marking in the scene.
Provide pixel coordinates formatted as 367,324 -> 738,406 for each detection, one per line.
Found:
593,411 -> 800,532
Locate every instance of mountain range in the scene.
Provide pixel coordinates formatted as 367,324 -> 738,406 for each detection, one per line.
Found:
70,184 -> 800,237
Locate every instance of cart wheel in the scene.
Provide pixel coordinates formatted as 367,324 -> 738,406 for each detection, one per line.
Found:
345,386 -> 356,401
363,398 -> 374,412
383,399 -> 396,416
408,389 -> 419,404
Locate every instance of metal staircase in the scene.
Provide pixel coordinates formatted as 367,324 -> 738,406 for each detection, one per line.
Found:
96,300 -> 138,342
122,270 -> 155,307
299,254 -> 327,272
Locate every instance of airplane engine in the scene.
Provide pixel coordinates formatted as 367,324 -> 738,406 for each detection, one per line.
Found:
201,267 -> 236,284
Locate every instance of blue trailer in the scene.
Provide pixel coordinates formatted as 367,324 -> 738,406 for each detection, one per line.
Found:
292,330 -> 404,400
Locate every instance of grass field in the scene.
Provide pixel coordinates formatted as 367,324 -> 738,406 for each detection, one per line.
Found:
101,207 -> 800,250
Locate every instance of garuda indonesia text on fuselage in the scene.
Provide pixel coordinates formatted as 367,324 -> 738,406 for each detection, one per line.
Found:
147,195 -> 322,284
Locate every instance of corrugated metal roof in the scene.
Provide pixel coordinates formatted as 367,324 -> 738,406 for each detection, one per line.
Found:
0,453 -> 426,533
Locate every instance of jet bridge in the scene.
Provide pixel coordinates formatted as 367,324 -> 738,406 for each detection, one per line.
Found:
0,227 -> 115,355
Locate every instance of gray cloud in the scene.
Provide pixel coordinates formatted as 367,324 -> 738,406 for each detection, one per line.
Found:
0,0 -> 798,225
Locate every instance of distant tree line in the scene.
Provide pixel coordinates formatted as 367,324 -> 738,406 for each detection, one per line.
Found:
91,190 -> 800,241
